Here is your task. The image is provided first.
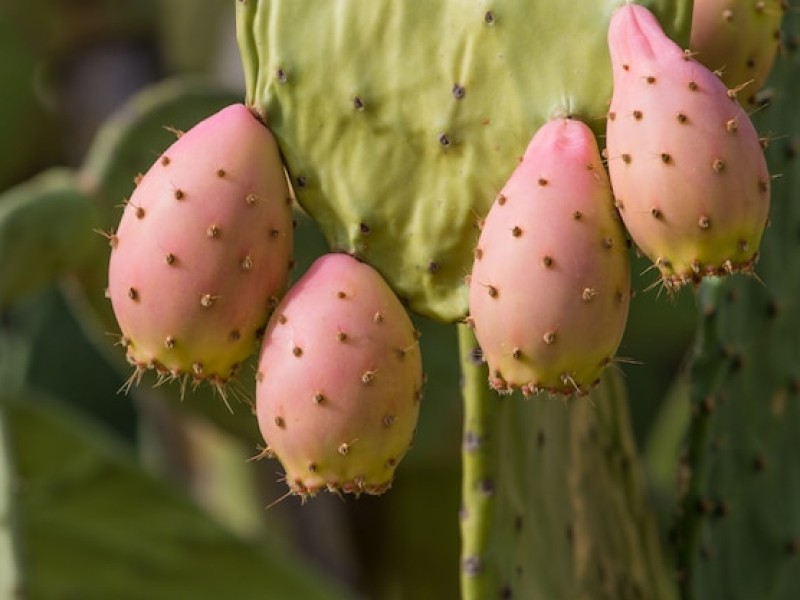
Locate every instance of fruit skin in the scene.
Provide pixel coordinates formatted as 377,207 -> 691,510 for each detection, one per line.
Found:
255,253 -> 423,497
606,4 -> 770,291
107,103 -> 293,387
690,0 -> 784,105
468,118 -> 631,396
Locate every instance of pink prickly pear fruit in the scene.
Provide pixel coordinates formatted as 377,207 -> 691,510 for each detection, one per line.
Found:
107,104 -> 293,389
691,0 -> 785,105
606,4 -> 770,291
255,253 -> 423,498
468,118 -> 631,397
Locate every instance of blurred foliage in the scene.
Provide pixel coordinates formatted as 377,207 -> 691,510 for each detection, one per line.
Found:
0,4 -> 56,188
2,390 -> 354,600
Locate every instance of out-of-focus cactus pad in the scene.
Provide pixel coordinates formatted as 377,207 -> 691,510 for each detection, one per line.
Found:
674,9 -> 800,599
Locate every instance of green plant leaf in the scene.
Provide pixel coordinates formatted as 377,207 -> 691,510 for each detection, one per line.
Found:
3,391 -> 357,600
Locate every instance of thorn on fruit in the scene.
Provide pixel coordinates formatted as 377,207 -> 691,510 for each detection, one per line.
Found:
200,293 -> 219,308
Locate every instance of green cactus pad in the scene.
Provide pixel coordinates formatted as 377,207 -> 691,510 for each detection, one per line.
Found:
0,168 -> 100,308
459,327 -> 673,599
1,391 -> 355,600
674,11 -> 800,598
237,0 -> 692,322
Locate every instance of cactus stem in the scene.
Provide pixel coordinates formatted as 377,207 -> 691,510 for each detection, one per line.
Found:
459,325 -> 503,598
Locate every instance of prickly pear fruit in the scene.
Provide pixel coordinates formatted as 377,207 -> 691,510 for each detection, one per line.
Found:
255,253 -> 423,497
107,104 -> 293,390
606,4 -> 770,291
468,119 -> 631,396
690,0 -> 784,104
